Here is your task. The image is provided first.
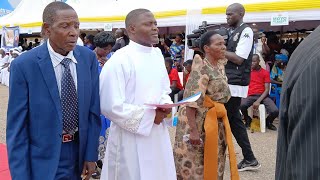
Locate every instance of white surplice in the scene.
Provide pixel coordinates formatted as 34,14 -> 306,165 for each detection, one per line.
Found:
99,41 -> 176,180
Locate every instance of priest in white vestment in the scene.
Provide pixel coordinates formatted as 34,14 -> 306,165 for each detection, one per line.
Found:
99,9 -> 176,180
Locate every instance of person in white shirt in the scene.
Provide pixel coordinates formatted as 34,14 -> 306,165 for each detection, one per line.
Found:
0,49 -> 10,83
0,48 -> 9,68
0,49 -> 20,86
225,3 -> 261,171
100,8 -> 176,180
252,28 -> 270,69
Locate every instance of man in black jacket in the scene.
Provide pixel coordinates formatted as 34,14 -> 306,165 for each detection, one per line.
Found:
224,3 -> 261,171
276,26 -> 320,180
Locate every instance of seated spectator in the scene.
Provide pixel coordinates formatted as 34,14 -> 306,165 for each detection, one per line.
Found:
240,54 -> 278,131
33,38 -> 41,48
270,54 -> 288,87
161,38 -> 173,57
153,35 -> 166,54
165,57 -> 183,101
26,42 -> 33,50
177,59 -> 193,101
182,59 -> 192,88
280,48 -> 289,57
174,49 -> 185,72
163,34 -> 185,64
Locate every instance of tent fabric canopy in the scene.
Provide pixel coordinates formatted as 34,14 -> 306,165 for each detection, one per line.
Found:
0,0 -> 319,33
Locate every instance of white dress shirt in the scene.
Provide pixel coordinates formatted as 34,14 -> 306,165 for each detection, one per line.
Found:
47,40 -> 78,96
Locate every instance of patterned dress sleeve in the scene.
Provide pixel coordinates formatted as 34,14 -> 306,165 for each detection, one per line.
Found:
183,54 -> 209,109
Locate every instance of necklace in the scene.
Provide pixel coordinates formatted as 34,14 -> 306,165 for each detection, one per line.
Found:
204,58 -> 218,68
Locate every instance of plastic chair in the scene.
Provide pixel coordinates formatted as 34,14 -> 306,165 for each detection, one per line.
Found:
269,84 -> 281,109
178,72 -> 184,86
174,72 -> 184,103
247,104 -> 266,133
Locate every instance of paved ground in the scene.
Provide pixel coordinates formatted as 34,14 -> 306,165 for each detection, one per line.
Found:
0,85 -> 278,179
0,85 -> 8,144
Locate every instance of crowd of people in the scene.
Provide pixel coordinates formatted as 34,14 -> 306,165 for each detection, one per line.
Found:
4,1 -> 320,180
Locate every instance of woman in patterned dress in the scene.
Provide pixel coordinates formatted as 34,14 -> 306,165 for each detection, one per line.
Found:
174,31 -> 237,180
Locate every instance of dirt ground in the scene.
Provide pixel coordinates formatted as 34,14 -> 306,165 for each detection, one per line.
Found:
0,85 -> 278,180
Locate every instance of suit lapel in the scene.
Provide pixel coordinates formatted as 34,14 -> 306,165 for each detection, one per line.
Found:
73,47 -> 85,120
37,43 -> 62,121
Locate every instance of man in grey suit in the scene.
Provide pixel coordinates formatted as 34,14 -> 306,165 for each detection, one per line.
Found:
276,26 -> 320,179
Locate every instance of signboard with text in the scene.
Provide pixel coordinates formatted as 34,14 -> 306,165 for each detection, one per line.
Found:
271,12 -> 289,26
104,23 -> 113,31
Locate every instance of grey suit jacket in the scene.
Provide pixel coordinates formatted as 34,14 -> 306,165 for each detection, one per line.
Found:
276,26 -> 320,179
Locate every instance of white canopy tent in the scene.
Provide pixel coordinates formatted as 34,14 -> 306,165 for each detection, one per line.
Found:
0,0 -> 53,34
66,0 -> 198,29
0,0 -> 319,33
69,0 -> 320,29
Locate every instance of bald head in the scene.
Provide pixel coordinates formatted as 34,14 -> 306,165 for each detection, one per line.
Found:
43,2 -> 75,25
115,28 -> 123,34
125,8 -> 151,29
115,28 -> 124,38
227,3 -> 245,15
226,3 -> 245,27
124,8 -> 159,47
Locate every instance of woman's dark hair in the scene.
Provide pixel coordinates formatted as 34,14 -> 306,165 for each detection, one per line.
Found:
93,31 -> 116,48
199,31 -> 219,52
80,32 -> 86,39
183,59 -> 193,66
164,38 -> 173,47
86,34 -> 95,44
176,33 -> 184,39
164,57 -> 173,67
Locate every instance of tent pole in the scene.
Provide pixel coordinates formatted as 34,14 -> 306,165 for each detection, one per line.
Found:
280,26 -> 284,41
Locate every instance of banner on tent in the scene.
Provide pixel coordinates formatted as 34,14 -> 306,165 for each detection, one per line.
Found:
104,23 -> 113,31
1,26 -> 19,49
271,12 -> 289,26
